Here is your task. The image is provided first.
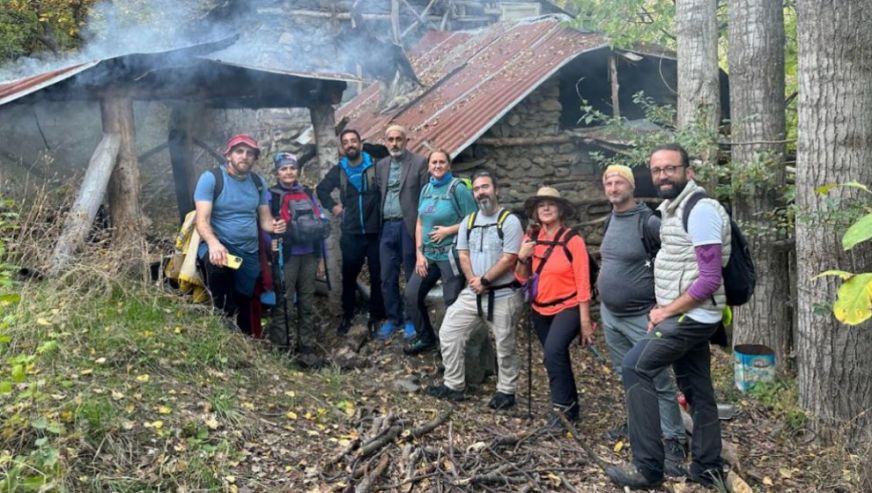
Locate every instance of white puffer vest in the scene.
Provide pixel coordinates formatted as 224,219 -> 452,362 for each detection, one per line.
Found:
654,179 -> 731,309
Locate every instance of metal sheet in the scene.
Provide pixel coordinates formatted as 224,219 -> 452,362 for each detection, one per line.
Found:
336,17 -> 606,158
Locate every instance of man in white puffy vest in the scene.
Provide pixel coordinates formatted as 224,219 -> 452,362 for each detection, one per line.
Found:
606,144 -> 729,490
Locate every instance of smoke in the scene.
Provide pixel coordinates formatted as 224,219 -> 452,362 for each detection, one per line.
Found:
0,0 -> 418,84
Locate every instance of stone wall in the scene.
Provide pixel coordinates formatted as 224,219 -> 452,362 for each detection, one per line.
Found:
457,77 -> 610,246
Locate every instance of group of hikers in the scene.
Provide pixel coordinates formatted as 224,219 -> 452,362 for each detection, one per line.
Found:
192,126 -> 732,490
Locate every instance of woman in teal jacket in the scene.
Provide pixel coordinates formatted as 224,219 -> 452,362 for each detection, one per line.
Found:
403,150 -> 477,355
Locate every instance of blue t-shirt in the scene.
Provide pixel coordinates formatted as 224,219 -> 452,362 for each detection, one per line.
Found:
418,178 -> 477,261
193,167 -> 269,255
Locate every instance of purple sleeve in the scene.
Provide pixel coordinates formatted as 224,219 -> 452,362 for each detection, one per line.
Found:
687,243 -> 723,301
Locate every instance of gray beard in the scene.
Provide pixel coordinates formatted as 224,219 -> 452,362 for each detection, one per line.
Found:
478,197 -> 497,214
389,149 -> 404,159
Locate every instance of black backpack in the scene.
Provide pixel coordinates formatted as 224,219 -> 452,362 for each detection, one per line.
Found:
682,191 -> 756,306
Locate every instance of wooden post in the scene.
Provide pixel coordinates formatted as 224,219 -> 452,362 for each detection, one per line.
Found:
168,104 -> 200,222
102,94 -> 144,247
309,102 -> 342,304
608,54 -> 621,118
48,134 -> 121,276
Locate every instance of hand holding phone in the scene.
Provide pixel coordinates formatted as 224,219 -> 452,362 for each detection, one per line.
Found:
225,254 -> 243,269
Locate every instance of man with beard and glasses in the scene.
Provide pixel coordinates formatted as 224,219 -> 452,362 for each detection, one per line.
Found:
606,144 -> 729,490
194,134 -> 286,335
374,125 -> 428,340
598,165 -> 688,477
426,171 -> 524,410
316,129 -> 386,335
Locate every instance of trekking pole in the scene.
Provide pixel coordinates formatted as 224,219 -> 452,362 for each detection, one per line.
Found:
273,239 -> 293,352
527,307 -> 533,420
321,240 -> 332,292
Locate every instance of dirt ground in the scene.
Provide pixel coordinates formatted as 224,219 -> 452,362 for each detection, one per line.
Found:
239,296 -> 864,493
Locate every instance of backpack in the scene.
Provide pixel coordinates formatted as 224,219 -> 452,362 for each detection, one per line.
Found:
465,208 -> 514,242
421,177 -> 470,218
270,186 -> 329,245
682,191 -> 756,306
209,167 -> 264,201
602,206 -> 661,266
528,227 -> 599,305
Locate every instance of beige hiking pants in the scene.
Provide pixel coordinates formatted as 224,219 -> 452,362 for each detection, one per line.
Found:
439,288 -> 524,394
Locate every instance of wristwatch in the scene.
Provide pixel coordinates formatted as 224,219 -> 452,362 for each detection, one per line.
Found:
480,276 -> 491,287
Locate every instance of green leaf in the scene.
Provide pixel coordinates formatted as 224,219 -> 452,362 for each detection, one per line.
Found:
842,213 -> 872,250
0,335 -> 10,344
11,364 -> 25,382
833,273 -> 872,325
31,416 -> 48,430
0,293 -> 20,304
814,270 -> 854,281
816,181 -> 872,195
0,381 -> 12,393
36,340 -> 59,354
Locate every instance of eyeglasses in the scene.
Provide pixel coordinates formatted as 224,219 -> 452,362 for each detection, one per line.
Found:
650,165 -> 685,177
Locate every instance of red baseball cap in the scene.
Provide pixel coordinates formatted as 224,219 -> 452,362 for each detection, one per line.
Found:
223,134 -> 260,158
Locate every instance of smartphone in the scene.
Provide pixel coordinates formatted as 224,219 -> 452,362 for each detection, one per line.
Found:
226,254 -> 243,270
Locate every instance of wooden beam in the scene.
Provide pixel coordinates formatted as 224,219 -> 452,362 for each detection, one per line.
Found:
168,104 -> 199,222
48,134 -> 121,276
308,103 -> 342,304
102,94 -> 144,248
608,54 -> 621,118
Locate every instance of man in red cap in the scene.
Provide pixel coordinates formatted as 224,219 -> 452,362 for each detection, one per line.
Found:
194,133 -> 286,334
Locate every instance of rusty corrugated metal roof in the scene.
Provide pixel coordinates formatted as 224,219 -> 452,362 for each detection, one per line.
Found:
0,62 -> 98,107
337,16 -> 607,157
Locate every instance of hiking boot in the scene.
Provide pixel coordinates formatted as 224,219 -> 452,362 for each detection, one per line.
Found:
605,462 -> 663,490
689,468 -> 727,490
426,384 -> 465,401
545,402 -> 578,432
336,317 -> 352,336
403,337 -> 436,356
488,392 -> 516,410
403,322 -> 417,340
375,321 -> 397,340
664,438 -> 688,478
605,422 -> 628,441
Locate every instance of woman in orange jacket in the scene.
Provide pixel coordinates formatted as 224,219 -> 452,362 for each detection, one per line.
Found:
515,187 -> 594,426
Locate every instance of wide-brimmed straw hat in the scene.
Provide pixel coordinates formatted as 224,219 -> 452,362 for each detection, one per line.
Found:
524,186 -> 576,220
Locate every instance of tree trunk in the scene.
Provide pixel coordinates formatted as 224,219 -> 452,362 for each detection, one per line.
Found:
48,134 -> 121,276
309,103 -> 342,305
102,95 -> 144,248
727,0 -> 791,365
168,104 -> 201,222
795,0 -> 872,446
676,0 -> 720,167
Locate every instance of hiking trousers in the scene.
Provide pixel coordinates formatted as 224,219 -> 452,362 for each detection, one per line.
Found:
405,259 -> 464,343
340,232 -> 386,321
379,219 -> 416,325
439,289 -> 523,394
622,315 -> 723,481
201,257 -> 257,335
268,253 -> 318,348
600,304 -> 685,442
531,305 -> 582,418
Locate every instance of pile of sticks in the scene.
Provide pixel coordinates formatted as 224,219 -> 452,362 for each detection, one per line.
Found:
319,408 -> 604,493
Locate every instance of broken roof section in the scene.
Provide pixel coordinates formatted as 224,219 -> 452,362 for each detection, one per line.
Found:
0,38 -> 357,110
337,15 -> 608,157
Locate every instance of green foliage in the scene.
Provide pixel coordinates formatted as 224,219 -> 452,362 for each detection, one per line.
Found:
747,380 -> 808,432
814,183 -> 872,325
568,0 -> 676,48
0,0 -> 98,62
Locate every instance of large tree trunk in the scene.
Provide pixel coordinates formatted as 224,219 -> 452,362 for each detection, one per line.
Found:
309,103 -> 342,305
727,0 -> 791,365
676,0 -> 720,167
102,95 -> 144,249
795,0 -> 872,446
